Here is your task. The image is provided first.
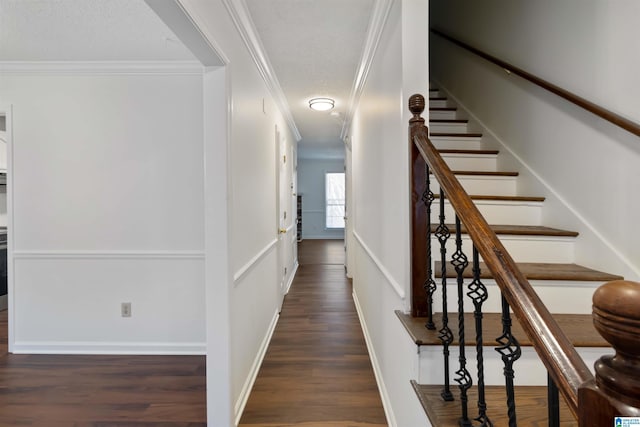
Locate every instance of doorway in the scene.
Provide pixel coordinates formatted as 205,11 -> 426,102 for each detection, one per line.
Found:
275,125 -> 289,311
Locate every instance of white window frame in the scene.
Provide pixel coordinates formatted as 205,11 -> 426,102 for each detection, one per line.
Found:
325,172 -> 345,229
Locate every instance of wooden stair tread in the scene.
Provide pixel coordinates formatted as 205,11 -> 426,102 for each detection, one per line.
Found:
429,119 -> 469,124
434,194 -> 545,202
395,311 -> 608,347
431,170 -> 518,177
434,261 -> 622,282
429,224 -> 578,237
430,107 -> 457,111
411,382 -> 577,427
430,132 -> 483,138
430,97 -> 447,101
438,149 -> 499,155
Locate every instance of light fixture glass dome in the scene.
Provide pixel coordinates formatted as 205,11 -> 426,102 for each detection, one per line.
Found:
309,97 -> 335,111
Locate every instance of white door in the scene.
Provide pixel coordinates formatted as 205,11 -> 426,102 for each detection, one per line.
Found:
275,126 -> 288,310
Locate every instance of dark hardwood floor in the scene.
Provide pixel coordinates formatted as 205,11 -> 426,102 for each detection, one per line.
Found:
296,238 -> 346,266
0,309 -> 206,427
239,239 -> 387,426
0,239 -> 385,426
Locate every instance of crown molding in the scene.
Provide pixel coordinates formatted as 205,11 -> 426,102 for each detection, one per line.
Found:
222,0 -> 302,141
146,0 -> 228,67
341,0 -> 395,141
0,61 -> 204,75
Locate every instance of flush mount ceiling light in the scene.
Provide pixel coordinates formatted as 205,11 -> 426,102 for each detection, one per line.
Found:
309,97 -> 335,111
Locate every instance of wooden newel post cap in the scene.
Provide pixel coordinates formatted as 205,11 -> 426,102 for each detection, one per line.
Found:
409,94 -> 425,125
592,280 -> 640,404
593,280 -> 640,357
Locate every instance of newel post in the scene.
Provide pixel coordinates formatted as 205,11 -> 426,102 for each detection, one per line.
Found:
579,280 -> 640,425
409,94 -> 429,317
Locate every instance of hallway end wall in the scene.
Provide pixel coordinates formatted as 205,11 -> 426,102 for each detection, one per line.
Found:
297,157 -> 345,240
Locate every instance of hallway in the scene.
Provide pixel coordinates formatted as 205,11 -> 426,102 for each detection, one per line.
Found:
240,239 -> 387,426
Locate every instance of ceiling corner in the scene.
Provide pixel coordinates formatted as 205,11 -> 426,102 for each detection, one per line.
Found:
221,0 -> 302,141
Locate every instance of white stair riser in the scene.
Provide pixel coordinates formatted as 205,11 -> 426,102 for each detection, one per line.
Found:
430,110 -> 457,120
441,201 -> 543,226
417,347 -> 605,386
430,122 -> 469,133
442,154 -> 498,172
431,279 -> 600,315
432,176 -> 517,197
429,99 -> 448,108
431,136 -> 483,150
430,235 -> 575,264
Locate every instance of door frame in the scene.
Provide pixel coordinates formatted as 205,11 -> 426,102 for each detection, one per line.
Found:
0,105 -> 14,352
275,125 -> 288,310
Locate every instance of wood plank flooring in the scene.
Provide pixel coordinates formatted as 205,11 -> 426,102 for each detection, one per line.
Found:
1,239 -> 385,426
0,310 -> 206,426
239,239 -> 387,427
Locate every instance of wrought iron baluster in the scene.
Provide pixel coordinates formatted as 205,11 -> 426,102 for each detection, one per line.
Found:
435,188 -> 453,401
547,372 -> 560,427
496,294 -> 522,427
422,164 -> 436,330
467,246 -> 493,426
452,215 -> 472,426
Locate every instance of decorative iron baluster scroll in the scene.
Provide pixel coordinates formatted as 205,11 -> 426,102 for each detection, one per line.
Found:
496,294 -> 522,427
422,164 -> 436,330
435,188 -> 454,401
452,215 -> 472,426
468,246 -> 493,426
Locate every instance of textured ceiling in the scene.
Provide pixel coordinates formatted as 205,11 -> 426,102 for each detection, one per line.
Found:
0,0 -> 195,61
1,0 -> 374,158
246,0 -> 374,157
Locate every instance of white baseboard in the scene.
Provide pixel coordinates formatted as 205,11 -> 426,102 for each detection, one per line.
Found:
234,309 -> 280,426
352,290 -> 397,427
11,341 -> 206,355
285,261 -> 299,294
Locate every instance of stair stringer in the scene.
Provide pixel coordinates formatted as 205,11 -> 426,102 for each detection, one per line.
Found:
431,79 -> 639,281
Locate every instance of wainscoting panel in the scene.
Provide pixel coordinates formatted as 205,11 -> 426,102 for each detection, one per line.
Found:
12,253 -> 205,354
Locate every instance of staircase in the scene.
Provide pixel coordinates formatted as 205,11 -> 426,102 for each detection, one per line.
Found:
398,88 -> 624,425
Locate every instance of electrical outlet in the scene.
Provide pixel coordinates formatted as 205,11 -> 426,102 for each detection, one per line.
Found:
121,302 -> 132,318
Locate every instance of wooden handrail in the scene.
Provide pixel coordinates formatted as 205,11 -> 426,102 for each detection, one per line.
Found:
409,94 -> 593,417
431,28 -> 640,138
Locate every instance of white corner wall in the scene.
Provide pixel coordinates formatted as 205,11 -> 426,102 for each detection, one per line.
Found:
348,0 -> 430,425
431,0 -> 640,280
0,70 -> 206,354
173,1 -> 299,425
298,157 -> 345,240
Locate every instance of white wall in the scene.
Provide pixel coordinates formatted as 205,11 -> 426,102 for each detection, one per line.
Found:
431,0 -> 640,280
348,0 -> 430,425
173,1 -> 299,425
0,71 -> 206,353
298,157 -> 345,240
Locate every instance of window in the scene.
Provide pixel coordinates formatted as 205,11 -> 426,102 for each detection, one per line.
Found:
325,172 -> 345,229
